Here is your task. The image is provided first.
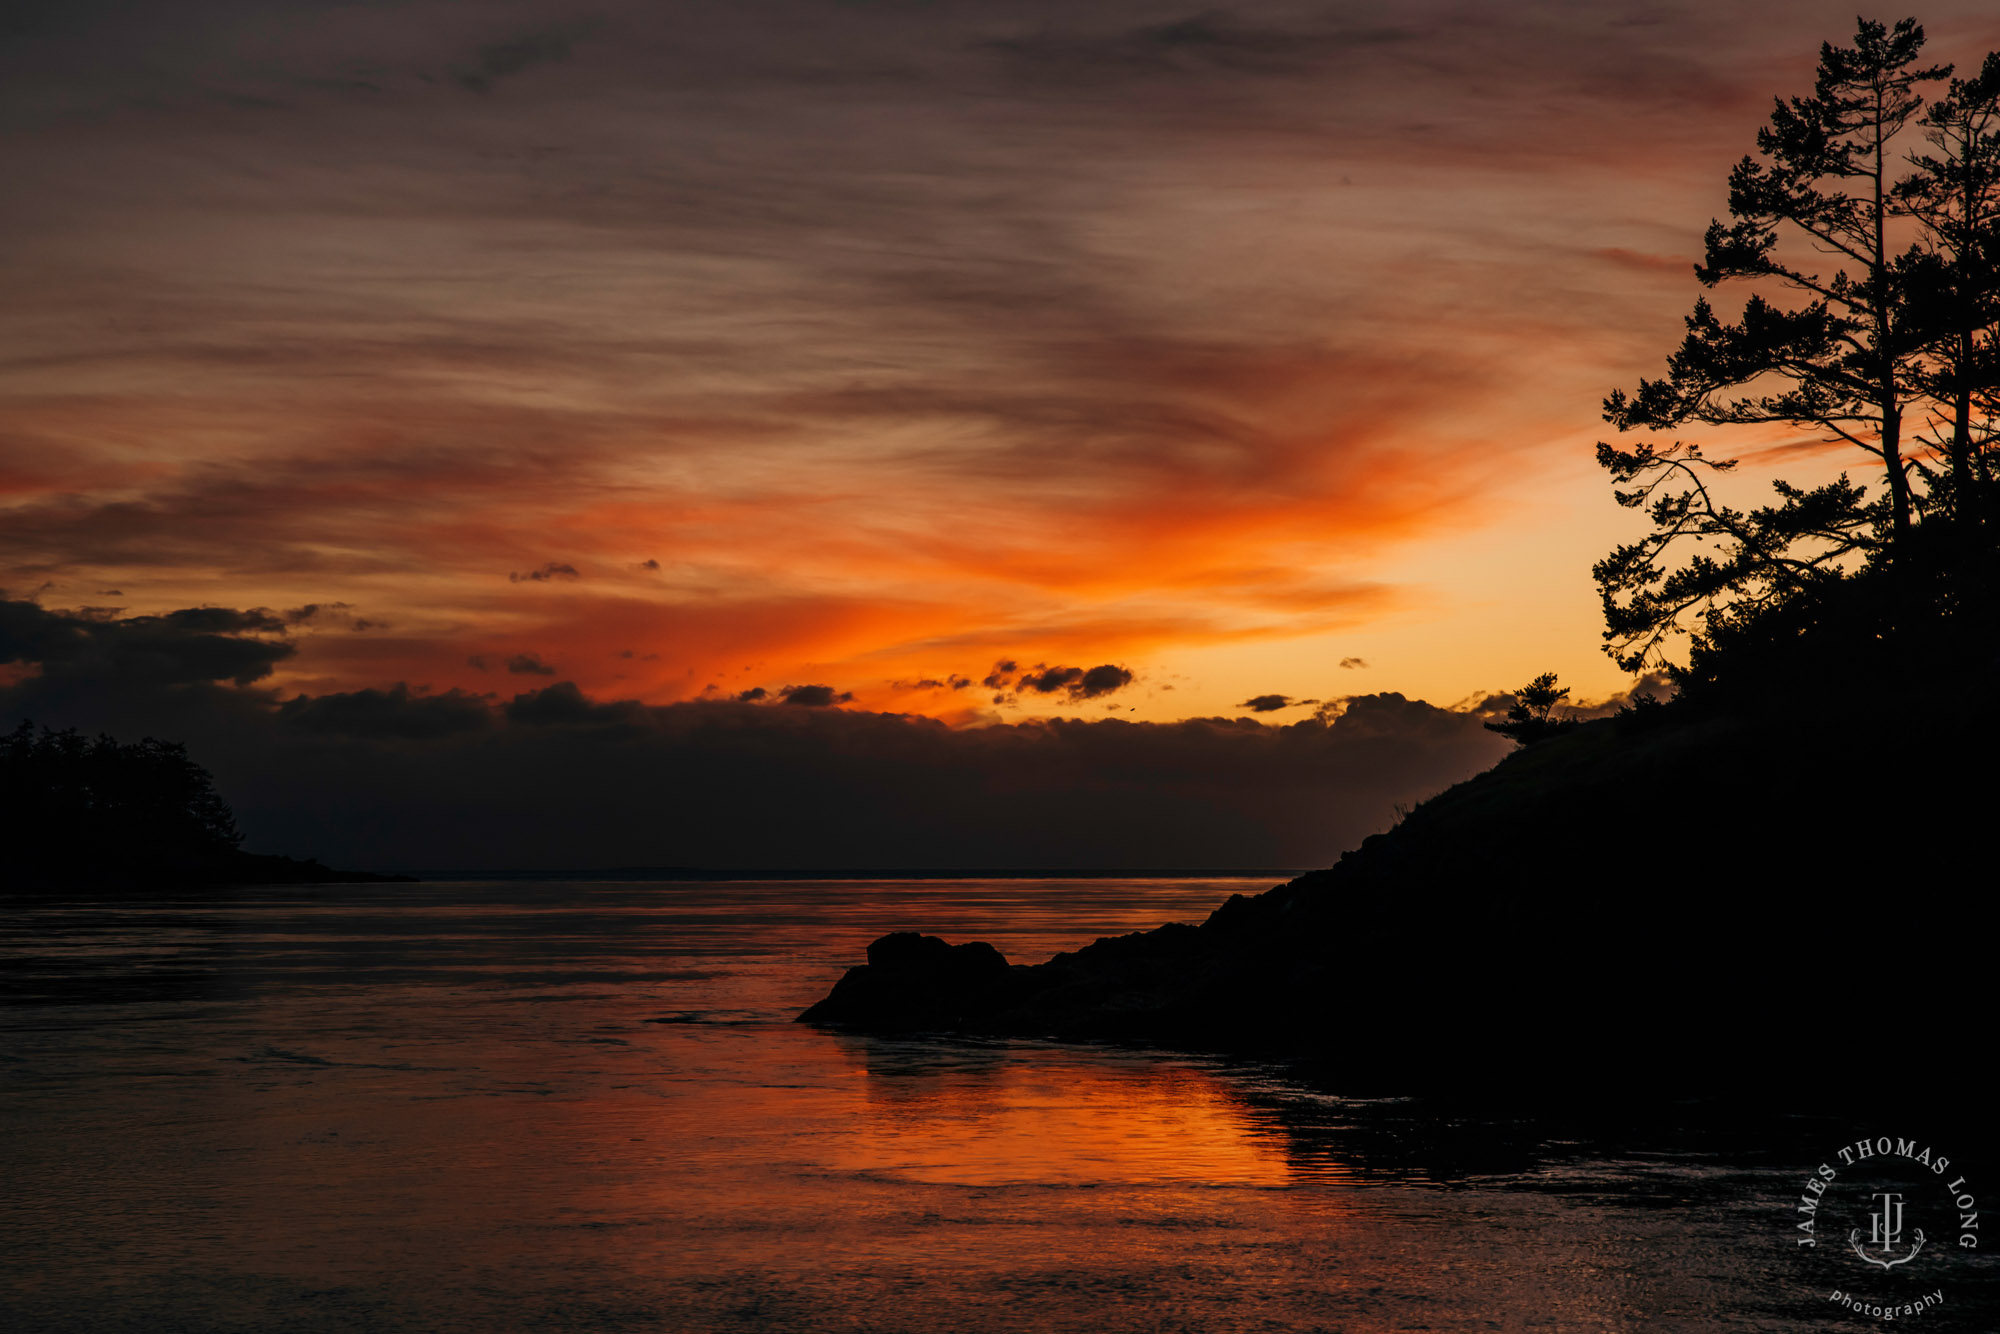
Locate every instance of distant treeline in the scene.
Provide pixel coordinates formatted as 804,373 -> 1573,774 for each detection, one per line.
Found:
3,723 -> 240,870
2,721 -> 407,890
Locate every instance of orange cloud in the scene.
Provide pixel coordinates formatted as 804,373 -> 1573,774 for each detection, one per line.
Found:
12,0 -> 1994,722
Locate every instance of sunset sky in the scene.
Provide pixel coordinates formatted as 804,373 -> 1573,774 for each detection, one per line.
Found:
6,1 -> 1998,866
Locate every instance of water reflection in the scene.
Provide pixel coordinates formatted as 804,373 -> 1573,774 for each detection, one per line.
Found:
834,1036 -> 1294,1187
2,880 -> 1994,1333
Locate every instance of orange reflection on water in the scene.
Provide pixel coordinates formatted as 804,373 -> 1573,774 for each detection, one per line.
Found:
823,1040 -> 1293,1188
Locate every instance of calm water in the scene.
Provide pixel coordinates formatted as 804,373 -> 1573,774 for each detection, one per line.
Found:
2,879 -> 1992,1332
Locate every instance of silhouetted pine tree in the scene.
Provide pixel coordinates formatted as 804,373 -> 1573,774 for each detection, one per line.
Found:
1900,51 -> 2000,515
1483,673 -> 1575,746
1595,17 -> 2000,682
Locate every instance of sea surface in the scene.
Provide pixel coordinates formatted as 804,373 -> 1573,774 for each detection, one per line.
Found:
2,878 -> 1992,1333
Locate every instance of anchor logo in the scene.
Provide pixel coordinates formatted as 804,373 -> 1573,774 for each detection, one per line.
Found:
1850,1191 -> 1925,1270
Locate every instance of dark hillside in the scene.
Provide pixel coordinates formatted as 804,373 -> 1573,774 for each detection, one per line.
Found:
800,686 -> 1994,1089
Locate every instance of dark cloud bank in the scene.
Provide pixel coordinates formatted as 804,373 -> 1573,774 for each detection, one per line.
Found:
2,599 -> 1518,871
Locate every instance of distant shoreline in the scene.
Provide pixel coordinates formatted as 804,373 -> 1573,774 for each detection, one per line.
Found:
7,854 -> 418,894
398,867 -> 1309,882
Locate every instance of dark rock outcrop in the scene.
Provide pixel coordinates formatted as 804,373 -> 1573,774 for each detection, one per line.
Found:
799,932 -> 1018,1030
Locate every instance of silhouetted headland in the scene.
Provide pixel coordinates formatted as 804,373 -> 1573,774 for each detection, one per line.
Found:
2,722 -> 413,892
802,519 -> 2000,1089
801,700 -> 1990,1086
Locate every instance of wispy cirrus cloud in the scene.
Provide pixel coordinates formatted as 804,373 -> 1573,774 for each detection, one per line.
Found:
7,0 -> 1996,719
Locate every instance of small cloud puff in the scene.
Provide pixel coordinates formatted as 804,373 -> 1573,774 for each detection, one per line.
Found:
509,562 -> 580,584
1014,662 -> 1135,702
283,602 -> 345,625
778,684 -> 852,708
467,652 -> 556,675
893,675 -> 974,692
